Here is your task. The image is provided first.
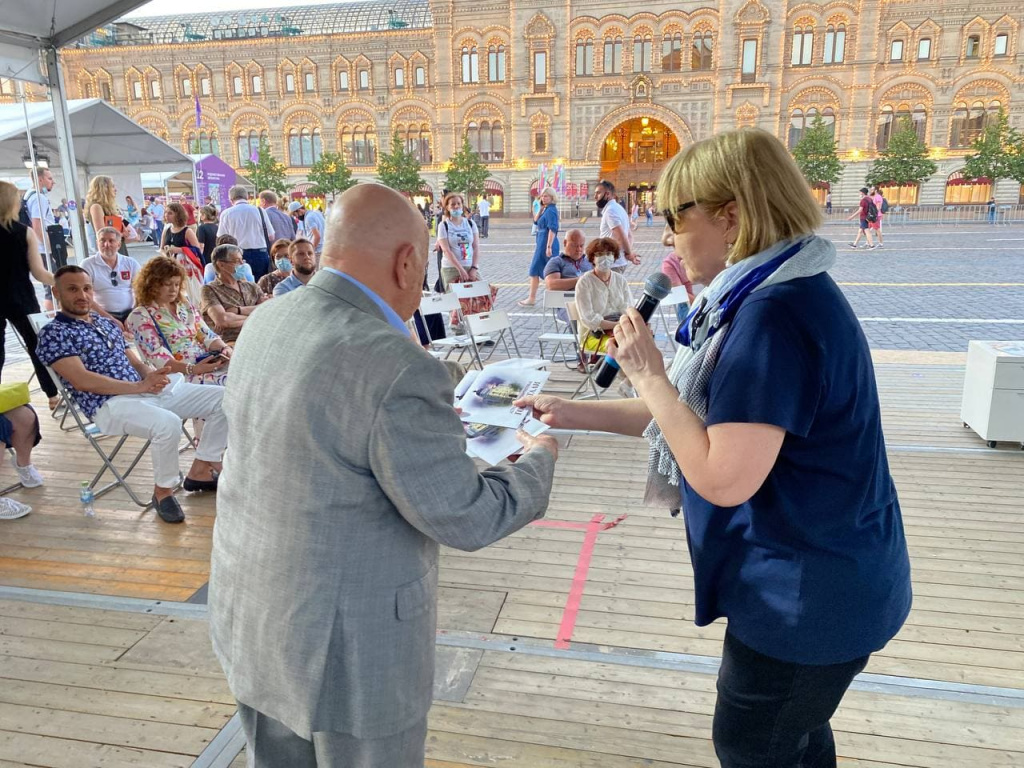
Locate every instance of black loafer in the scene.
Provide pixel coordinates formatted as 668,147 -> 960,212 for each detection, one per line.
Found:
183,475 -> 218,493
152,494 -> 185,523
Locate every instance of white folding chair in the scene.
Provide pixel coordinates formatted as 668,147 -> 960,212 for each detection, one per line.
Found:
538,290 -> 580,365
658,285 -> 691,345
27,312 -> 192,508
566,301 -> 601,400
464,310 -> 521,367
2,448 -> 21,497
419,292 -> 493,366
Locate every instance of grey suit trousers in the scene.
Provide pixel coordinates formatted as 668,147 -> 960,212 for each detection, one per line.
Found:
238,703 -> 427,768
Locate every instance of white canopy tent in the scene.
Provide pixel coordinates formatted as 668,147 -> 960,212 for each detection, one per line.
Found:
0,0 -> 153,259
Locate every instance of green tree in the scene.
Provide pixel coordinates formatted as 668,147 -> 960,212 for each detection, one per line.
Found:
961,109 -> 1024,188
376,131 -> 425,197
444,136 -> 490,203
242,139 -> 289,196
865,117 -> 938,188
792,115 -> 843,187
307,151 -> 356,200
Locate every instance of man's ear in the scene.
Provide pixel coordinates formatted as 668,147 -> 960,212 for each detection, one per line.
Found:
393,242 -> 418,290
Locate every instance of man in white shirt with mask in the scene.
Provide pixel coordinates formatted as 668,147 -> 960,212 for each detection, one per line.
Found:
594,179 -> 640,273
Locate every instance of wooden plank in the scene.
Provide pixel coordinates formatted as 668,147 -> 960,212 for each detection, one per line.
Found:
0,730 -> 193,767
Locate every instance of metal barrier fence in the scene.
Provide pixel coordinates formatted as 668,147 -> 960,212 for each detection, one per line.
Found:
821,204 -> 1024,227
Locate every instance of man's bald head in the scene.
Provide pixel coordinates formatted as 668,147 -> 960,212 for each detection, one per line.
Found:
321,184 -> 429,321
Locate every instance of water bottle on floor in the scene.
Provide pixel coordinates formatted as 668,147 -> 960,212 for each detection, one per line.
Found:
79,481 -> 96,518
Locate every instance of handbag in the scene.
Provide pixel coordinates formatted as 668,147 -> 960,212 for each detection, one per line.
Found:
0,382 -> 31,412
581,329 -> 612,355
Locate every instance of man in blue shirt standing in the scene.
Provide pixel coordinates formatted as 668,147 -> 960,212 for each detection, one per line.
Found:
37,266 -> 229,524
289,201 -> 326,260
273,239 -> 317,297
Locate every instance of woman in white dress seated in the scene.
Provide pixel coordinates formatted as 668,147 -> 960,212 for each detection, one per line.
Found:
574,236 -> 633,355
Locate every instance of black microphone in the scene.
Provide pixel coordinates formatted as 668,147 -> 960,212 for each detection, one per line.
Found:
593,272 -> 672,389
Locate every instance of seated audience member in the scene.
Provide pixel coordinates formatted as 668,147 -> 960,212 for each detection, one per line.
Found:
127,256 -> 231,386
203,235 -> 255,285
196,206 -> 219,266
36,266 -> 228,523
272,239 -> 317,297
201,244 -> 267,344
574,236 -> 633,352
258,239 -> 293,296
80,227 -> 141,326
544,228 -> 592,291
137,208 -> 154,243
0,403 -> 43,520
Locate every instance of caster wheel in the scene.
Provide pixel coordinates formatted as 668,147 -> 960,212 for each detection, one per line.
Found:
987,440 -> 997,449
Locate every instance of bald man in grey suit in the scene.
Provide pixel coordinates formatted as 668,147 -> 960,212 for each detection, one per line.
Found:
209,183 -> 558,767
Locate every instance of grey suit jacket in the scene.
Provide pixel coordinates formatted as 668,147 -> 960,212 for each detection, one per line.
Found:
209,270 -> 555,740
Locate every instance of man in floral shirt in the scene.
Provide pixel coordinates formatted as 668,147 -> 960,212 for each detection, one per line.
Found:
37,266 -> 229,523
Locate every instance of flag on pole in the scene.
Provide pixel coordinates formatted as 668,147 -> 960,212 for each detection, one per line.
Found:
250,147 -> 259,163
195,94 -> 202,128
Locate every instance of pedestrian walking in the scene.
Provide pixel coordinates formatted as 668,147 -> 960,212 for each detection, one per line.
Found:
825,191 -> 832,215
988,198 -> 997,224
646,204 -> 655,226
477,196 -> 490,238
868,186 -> 885,247
520,187 -> 559,306
846,187 -> 878,249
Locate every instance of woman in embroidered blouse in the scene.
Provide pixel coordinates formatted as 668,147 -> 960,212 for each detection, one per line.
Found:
126,255 -> 231,386
573,236 -> 633,343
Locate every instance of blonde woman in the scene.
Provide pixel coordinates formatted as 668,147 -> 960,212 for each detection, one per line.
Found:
519,128 -> 911,766
520,187 -> 559,306
86,175 -> 137,254
0,181 -> 58,408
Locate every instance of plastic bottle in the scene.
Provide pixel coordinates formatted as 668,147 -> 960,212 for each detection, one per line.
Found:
79,481 -> 96,518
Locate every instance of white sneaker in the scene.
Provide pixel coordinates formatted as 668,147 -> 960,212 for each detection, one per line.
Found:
10,457 -> 43,488
0,497 -> 31,520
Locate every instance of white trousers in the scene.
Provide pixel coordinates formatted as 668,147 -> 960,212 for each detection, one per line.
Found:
93,378 -> 228,488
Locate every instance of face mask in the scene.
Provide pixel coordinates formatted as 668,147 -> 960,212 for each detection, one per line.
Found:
450,207 -> 463,217
595,196 -> 609,211
275,258 -> 292,272
233,264 -> 249,281
595,255 -> 614,271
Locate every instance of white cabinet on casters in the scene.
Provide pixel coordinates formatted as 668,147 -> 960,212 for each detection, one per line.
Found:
960,340 -> 1024,449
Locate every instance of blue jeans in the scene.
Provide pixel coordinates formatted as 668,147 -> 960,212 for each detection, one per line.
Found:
713,631 -> 870,768
242,248 -> 271,282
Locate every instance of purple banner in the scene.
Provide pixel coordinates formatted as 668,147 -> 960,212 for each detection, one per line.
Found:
194,154 -> 236,213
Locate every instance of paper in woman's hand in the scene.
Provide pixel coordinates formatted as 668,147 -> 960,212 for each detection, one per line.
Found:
464,416 -> 551,466
458,368 -> 550,429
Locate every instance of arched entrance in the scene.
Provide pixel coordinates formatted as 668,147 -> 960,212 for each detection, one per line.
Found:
599,116 -> 680,210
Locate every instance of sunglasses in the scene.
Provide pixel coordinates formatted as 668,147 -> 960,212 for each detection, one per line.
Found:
109,269 -> 118,287
662,201 -> 697,232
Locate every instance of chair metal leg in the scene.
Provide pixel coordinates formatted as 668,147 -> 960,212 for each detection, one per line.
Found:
86,434 -> 154,508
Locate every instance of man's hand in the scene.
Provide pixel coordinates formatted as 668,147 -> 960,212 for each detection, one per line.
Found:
515,430 -> 559,461
627,252 -> 641,265
135,366 -> 170,395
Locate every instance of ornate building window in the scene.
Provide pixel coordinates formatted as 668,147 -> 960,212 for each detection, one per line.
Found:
466,120 -> 505,162
966,35 -> 981,58
339,71 -> 349,91
181,78 -> 192,97
531,112 -> 550,155
575,38 -> 594,76
395,67 -> 404,87
285,73 -> 296,93
603,36 -> 623,74
461,46 -> 480,83
251,75 -> 262,94
130,78 -> 143,101
358,69 -> 370,90
741,39 -> 757,83
890,39 -> 904,61
633,34 -> 652,72
662,33 -> 682,72
304,72 -> 315,91
824,24 -> 846,64
201,77 -> 211,96
945,171 -> 991,205
951,100 -> 1002,147
918,38 -> 931,60
692,31 -> 714,70
787,107 -> 836,149
232,76 -> 243,96
396,123 -> 432,164
488,45 -> 506,82
876,103 -> 927,150
533,51 -> 547,93
150,78 -> 161,98
340,123 -> 377,166
995,33 -> 1009,56
415,66 -> 426,87
82,80 -> 94,98
791,25 -> 813,66
189,130 -> 219,155
101,80 -> 112,100
237,129 -> 268,164
288,128 -> 322,167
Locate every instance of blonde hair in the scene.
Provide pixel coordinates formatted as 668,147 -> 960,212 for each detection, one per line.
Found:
657,128 -> 822,264
86,175 -> 118,216
539,187 -> 559,205
0,181 -> 20,228
441,192 -> 465,216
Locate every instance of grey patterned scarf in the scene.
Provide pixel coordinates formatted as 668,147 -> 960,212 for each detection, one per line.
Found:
643,235 -> 837,508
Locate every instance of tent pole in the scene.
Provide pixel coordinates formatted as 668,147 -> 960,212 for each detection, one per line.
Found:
18,81 -> 48,266
45,47 -> 87,264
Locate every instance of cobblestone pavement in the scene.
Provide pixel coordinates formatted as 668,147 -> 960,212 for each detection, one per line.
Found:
6,218 -> 1024,367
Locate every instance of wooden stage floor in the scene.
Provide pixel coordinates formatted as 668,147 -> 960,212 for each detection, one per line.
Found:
1,353 -> 1022,767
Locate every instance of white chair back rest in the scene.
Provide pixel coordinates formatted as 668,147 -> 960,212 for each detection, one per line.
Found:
450,280 -> 491,300
465,310 -> 512,336
542,290 -> 575,310
419,292 -> 460,315
661,285 -> 691,307
28,312 -> 55,335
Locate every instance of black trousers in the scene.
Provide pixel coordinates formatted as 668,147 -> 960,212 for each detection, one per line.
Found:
0,307 -> 57,398
713,631 -> 869,768
479,216 -> 489,237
